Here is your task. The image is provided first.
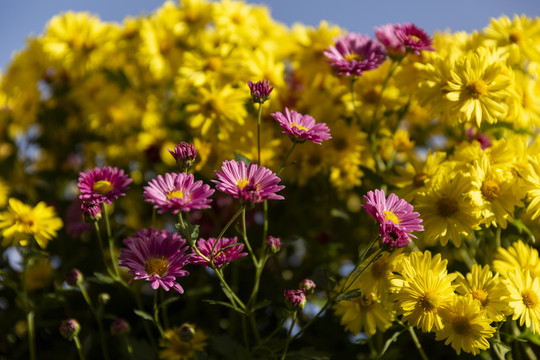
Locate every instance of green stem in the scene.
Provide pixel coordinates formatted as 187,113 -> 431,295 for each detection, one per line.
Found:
257,102 -> 263,166
93,222 -> 113,276
280,311 -> 297,360
214,268 -> 247,311
153,290 -> 166,338
216,206 -> 245,241
340,236 -> 379,294
73,335 -> 86,360
276,141 -> 298,176
349,76 -> 360,124
132,291 -> 157,349
123,334 -> 134,360
261,200 -> 269,253
22,245 -> 36,360
408,326 -> 429,360
101,204 -> 121,279
241,208 -> 258,266
79,284 -> 110,360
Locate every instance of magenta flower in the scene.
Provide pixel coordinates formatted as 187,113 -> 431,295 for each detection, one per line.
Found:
362,189 -> 423,248
78,166 -> 132,205
119,228 -> 191,293
248,80 -> 273,104
271,108 -> 331,145
375,24 -> 406,58
213,160 -> 284,204
168,142 -> 197,169
323,33 -> 387,77
394,23 -> 434,55
143,172 -> 214,214
190,237 -> 247,268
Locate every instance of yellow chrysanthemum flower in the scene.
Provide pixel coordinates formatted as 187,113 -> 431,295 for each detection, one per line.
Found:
396,268 -> 457,333
334,292 -> 393,337
483,14 -> 540,64
159,325 -> 208,360
415,171 -> 481,247
436,295 -> 496,355
525,155 -> 540,220
0,198 -> 63,249
506,270 -> 540,334
455,264 -> 511,322
354,250 -> 404,300
509,70 -> 540,129
493,240 -> 540,279
445,47 -> 515,127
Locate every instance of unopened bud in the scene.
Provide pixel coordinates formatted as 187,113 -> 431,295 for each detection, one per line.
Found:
81,201 -> 101,222
168,142 -> 197,170
65,268 -> 83,287
284,288 -> 307,310
266,236 -> 281,254
248,80 -> 273,104
110,318 -> 130,336
299,279 -> 316,295
178,323 -> 196,342
60,319 -> 81,340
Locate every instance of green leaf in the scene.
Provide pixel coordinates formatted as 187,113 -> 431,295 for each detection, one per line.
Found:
334,289 -> 362,303
159,296 -> 181,309
330,208 -> 349,220
92,272 -> 115,284
234,152 -> 251,166
511,219 -> 536,243
133,309 -> 154,321
203,299 -> 245,315
190,224 -> 200,240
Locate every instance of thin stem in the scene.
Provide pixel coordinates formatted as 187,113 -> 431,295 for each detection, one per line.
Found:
73,335 -> 86,360
122,334 -> 134,360
242,208 -> 258,266
349,76 -> 360,124
93,222 -> 110,272
21,245 -> 36,360
101,204 -> 121,279
408,326 -> 429,360
340,236 -> 379,294
257,102 -> 263,166
216,206 -> 245,241
276,141 -> 298,176
78,284 -> 110,360
214,268 -> 247,311
132,291 -> 157,349
261,200 -> 269,253
153,290 -> 166,338
280,311 -> 297,360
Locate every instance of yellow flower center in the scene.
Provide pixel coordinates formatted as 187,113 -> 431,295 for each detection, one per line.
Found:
481,179 -> 500,201
92,180 -> 114,195
356,294 -> 374,307
467,79 -> 488,99
471,288 -> 489,307
410,35 -> 421,43
145,257 -> 169,277
345,53 -> 363,62
206,56 -> 223,72
383,210 -> 400,225
418,292 -> 438,312
509,31 -> 522,43
451,316 -> 472,335
291,123 -> 309,131
167,190 -> 184,200
522,289 -> 540,309
437,197 -> 458,217
413,172 -> 428,188
16,214 -> 35,234
237,178 -> 249,189
370,259 -> 389,279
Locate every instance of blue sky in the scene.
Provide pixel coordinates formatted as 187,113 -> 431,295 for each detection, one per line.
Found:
1,0 -> 539,71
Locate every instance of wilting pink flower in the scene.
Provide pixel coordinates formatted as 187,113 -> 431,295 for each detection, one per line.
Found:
190,237 -> 247,268
168,142 -> 197,169
78,166 -> 132,205
375,24 -> 406,58
362,189 -> 423,248
271,108 -> 331,145
323,33 -> 387,77
144,173 -> 214,214
213,160 -> 284,204
119,228 -> 191,293
394,23 -> 434,55
248,80 -> 273,103
284,288 -> 307,310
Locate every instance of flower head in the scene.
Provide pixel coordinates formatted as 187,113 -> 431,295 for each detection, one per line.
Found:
81,200 -> 101,222
248,80 -> 273,103
323,33 -> 387,76
65,268 -> 83,287
284,288 -> 307,310
393,23 -> 435,55
266,236 -> 282,253
60,319 -> 81,341
78,166 -> 132,205
0,198 -> 63,249
144,173 -> 214,214
159,325 -> 207,360
271,108 -> 331,145
213,160 -> 284,204
375,24 -> 406,58
362,189 -> 423,247
190,237 -> 247,268
119,228 -> 191,293
299,279 -> 316,295
168,142 -> 197,170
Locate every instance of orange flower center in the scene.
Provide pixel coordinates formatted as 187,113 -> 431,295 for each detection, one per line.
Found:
451,316 -> 472,335
413,172 -> 428,188
467,79 -> 488,99
471,288 -> 489,307
522,289 -> 540,309
418,292 -> 438,312
481,179 -> 500,201
437,197 -> 458,217
145,257 -> 169,277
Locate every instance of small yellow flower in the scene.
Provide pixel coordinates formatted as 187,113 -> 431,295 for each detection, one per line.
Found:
506,270 -> 540,334
159,325 -> 208,360
493,240 -> 540,279
0,198 -> 63,249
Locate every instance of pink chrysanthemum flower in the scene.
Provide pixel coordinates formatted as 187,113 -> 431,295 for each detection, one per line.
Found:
271,108 -> 331,145
213,160 -> 284,204
394,23 -> 434,55
362,189 -> 423,248
190,237 -> 248,268
143,173 -> 214,214
375,24 -> 406,58
323,33 -> 387,77
78,166 -> 132,205
119,228 -> 191,293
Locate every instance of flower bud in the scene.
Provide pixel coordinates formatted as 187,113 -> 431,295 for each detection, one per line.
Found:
299,279 -> 316,295
81,201 -> 101,222
248,80 -> 273,104
168,142 -> 197,170
98,293 -> 110,305
60,319 -> 81,340
65,268 -> 83,287
283,288 -> 307,310
266,236 -> 281,254
178,322 -> 196,342
110,318 -> 130,336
